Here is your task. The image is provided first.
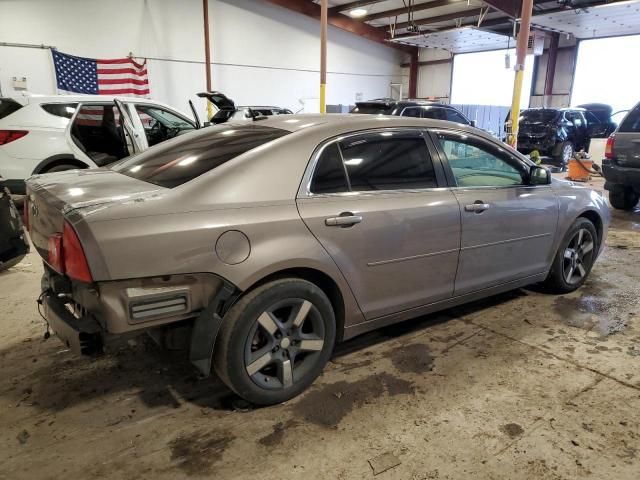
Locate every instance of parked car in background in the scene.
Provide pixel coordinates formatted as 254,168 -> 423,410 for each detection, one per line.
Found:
26,114 -> 608,406
197,91 -> 293,124
513,108 -> 591,166
0,94 -> 197,194
0,175 -> 29,272
602,101 -> 640,210
577,103 -> 619,138
351,99 -> 474,125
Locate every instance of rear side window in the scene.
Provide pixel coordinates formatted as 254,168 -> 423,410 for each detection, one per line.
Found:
311,143 -> 349,194
41,103 -> 78,119
619,105 -> 640,133
0,98 -> 23,120
112,124 -> 289,188
339,131 -> 437,191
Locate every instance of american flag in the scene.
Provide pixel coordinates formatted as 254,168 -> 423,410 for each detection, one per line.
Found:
52,50 -> 150,97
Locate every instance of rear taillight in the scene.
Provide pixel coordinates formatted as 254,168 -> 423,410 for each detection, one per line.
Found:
605,134 -> 615,159
48,233 -> 64,273
0,130 -> 28,146
47,221 -> 93,283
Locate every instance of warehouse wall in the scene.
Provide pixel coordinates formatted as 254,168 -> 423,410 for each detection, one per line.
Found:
529,38 -> 578,108
0,0 -> 404,116
400,49 -> 452,101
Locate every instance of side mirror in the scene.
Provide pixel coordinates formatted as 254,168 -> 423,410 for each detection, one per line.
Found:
529,165 -> 551,185
470,120 -> 476,128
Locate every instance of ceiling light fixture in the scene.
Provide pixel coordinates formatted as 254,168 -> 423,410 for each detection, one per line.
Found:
349,8 -> 368,17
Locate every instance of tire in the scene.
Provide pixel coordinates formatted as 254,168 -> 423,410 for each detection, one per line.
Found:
0,255 -> 25,273
554,141 -> 574,167
43,163 -> 83,173
609,186 -> 639,210
543,218 -> 598,294
213,278 -> 336,405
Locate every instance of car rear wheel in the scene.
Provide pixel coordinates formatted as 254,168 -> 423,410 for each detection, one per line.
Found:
609,186 -> 639,210
543,218 -> 598,293
214,278 -> 336,405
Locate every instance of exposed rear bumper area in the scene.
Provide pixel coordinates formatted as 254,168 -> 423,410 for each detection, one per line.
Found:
42,294 -> 103,355
602,160 -> 640,190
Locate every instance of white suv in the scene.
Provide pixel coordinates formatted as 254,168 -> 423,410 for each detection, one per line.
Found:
0,93 -> 197,194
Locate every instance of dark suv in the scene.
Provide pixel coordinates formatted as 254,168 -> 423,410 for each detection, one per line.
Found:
351,99 -> 473,125
602,102 -> 640,210
515,108 -> 590,165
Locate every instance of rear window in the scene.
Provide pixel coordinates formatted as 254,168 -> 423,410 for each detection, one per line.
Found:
41,103 -> 78,119
111,124 -> 289,188
0,98 -> 23,120
619,104 -> 640,133
351,104 -> 395,115
519,110 -> 559,123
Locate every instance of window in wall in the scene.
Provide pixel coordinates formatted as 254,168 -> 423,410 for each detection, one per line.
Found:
451,49 -> 534,109
571,35 -> 640,114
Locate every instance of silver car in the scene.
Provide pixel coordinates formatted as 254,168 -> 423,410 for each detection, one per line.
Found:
25,114 -> 609,405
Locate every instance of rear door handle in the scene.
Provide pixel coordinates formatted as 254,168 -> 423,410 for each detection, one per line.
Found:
464,203 -> 491,213
325,213 -> 362,227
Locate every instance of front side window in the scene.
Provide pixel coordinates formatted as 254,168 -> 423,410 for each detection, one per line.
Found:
437,134 -> 526,187
338,131 -> 437,191
134,105 -> 195,146
112,124 -> 289,188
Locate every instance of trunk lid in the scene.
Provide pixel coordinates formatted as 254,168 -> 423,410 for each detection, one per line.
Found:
25,169 -> 162,260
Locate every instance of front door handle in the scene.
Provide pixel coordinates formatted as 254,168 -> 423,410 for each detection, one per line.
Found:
325,213 -> 362,227
464,202 -> 491,213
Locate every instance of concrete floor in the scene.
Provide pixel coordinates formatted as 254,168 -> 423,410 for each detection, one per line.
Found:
1,175 -> 639,480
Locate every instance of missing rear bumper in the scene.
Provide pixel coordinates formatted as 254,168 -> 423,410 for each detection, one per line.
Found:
42,294 -> 103,355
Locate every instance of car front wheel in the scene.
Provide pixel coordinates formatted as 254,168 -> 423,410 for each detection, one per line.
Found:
214,278 -> 336,405
543,218 -> 598,293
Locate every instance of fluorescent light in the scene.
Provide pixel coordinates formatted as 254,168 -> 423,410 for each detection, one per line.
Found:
349,8 -> 367,17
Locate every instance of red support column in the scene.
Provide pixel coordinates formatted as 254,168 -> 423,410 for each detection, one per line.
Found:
409,49 -> 419,99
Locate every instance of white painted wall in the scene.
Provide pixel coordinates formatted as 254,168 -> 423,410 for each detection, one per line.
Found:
0,0 -> 404,116
530,47 -> 576,108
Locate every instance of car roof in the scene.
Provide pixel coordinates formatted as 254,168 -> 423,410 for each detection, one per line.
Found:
235,113 -> 487,139
8,92 -> 165,106
358,99 -> 451,108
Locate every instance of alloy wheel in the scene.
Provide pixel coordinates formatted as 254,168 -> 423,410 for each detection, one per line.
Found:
562,144 -> 574,163
244,298 -> 325,390
563,228 -> 595,285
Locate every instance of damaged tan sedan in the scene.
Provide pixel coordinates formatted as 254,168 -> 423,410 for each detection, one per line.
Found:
25,114 -> 609,405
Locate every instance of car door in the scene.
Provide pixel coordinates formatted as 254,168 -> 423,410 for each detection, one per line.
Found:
297,129 -> 461,320
432,129 -> 558,296
114,99 -> 146,154
65,103 -> 105,164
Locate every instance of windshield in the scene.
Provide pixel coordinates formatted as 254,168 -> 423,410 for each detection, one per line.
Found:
351,104 -> 395,115
111,124 -> 289,188
519,110 -> 559,123
0,98 -> 23,120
